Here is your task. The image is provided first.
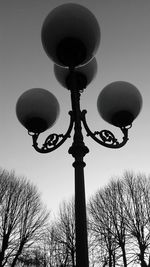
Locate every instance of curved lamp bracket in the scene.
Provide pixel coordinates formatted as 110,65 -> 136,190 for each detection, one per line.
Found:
81,110 -> 129,149
29,111 -> 74,153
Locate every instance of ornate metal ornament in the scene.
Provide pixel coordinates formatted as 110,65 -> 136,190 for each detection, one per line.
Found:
94,130 -> 119,145
29,111 -> 74,153
29,108 -> 129,153
81,110 -> 129,149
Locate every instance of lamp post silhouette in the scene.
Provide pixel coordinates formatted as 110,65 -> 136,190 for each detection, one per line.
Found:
16,4 -> 142,267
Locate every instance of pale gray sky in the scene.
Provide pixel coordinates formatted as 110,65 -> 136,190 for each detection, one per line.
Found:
0,0 -> 149,213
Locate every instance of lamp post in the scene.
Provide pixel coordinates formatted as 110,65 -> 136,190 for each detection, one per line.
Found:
16,4 -> 142,267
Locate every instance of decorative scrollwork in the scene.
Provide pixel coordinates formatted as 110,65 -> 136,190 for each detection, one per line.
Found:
30,111 -> 74,153
94,130 -> 119,146
81,110 -> 129,149
42,134 -> 64,150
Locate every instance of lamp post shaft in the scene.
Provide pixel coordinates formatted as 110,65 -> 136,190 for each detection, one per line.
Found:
68,71 -> 89,267
74,157 -> 89,267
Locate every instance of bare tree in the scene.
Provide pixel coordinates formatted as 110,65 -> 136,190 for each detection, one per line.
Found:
88,172 -> 150,267
40,224 -> 68,267
104,180 -> 128,266
0,169 -> 10,204
43,199 -> 76,267
57,199 -> 76,267
88,188 -> 117,267
0,169 -> 49,266
121,172 -> 150,266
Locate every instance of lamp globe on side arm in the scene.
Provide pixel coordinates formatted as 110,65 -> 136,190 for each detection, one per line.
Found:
16,88 -> 60,134
97,81 -> 142,128
41,3 -> 100,68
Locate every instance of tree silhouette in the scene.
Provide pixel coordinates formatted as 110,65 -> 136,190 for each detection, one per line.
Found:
120,172 -> 150,266
0,168 -> 49,266
88,172 -> 150,267
42,199 -> 76,267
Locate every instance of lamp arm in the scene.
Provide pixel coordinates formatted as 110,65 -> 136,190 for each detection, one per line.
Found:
30,111 -> 74,153
81,110 -> 129,149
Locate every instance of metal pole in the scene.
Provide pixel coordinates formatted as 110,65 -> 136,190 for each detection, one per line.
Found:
73,154 -> 89,267
68,71 -> 89,267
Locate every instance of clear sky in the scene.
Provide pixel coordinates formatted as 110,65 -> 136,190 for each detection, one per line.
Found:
0,0 -> 150,214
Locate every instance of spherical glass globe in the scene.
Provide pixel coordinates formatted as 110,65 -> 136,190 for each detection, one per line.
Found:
54,57 -> 97,89
16,88 -> 60,133
41,3 -> 100,67
97,81 -> 142,127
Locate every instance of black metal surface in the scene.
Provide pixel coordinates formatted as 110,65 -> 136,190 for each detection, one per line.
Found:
31,111 -> 74,153
81,110 -> 129,149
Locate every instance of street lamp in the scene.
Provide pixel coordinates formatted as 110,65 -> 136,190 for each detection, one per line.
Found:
16,4 -> 142,267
